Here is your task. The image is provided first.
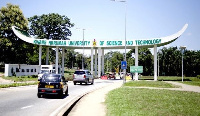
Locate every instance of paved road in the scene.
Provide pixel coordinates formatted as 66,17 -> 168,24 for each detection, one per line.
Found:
0,79 -> 119,116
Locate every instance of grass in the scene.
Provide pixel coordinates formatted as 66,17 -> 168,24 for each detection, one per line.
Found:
105,81 -> 200,116
2,75 -> 38,82
124,80 -> 180,88
140,76 -> 200,86
106,88 -> 200,116
0,82 -> 38,88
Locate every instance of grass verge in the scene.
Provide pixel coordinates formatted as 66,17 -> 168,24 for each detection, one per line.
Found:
106,87 -> 200,116
2,75 -> 38,82
140,76 -> 200,86
0,82 -> 37,88
124,80 -> 180,88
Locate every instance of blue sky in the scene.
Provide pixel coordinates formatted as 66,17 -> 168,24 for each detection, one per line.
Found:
1,0 -> 200,55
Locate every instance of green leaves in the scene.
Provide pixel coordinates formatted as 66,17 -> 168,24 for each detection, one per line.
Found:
28,13 -> 74,40
0,3 -> 29,64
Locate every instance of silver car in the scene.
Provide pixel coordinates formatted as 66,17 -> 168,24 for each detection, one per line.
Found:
73,70 -> 94,85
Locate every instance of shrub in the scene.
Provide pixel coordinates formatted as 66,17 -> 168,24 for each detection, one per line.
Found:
197,75 -> 200,79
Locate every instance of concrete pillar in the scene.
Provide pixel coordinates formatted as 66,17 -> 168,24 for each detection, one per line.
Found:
39,45 -> 42,66
135,46 -> 138,80
98,47 -> 101,78
154,45 -> 157,81
91,47 -> 94,76
95,49 -> 97,77
46,47 -> 49,65
56,46 -> 59,74
102,49 -> 104,75
62,48 -> 65,76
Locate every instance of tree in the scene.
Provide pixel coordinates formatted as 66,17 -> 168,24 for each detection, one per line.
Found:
127,48 -> 153,75
28,13 -> 74,40
0,3 -> 31,64
28,13 -> 74,64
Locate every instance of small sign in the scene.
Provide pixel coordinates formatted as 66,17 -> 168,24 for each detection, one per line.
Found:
130,66 -> 143,73
121,61 -> 127,69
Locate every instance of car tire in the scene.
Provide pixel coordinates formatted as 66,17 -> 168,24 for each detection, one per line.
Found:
74,82 -> 76,85
85,79 -> 89,85
37,93 -> 41,98
65,88 -> 68,96
91,79 -> 94,85
59,93 -> 63,98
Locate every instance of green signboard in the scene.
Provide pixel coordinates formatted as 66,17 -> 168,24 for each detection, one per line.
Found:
130,66 -> 143,73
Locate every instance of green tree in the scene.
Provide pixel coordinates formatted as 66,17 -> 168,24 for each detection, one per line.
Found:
28,13 -> 74,64
0,3 -> 31,64
127,48 -> 153,75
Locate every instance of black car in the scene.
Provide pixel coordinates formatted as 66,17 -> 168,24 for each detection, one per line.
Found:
37,73 -> 68,98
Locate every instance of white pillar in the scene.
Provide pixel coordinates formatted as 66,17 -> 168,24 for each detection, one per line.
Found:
39,45 -> 42,66
98,47 -> 101,78
56,46 -> 59,74
62,48 -> 65,76
135,46 -> 138,80
46,47 -> 49,65
154,45 -> 157,81
95,49 -> 97,77
102,49 -> 104,75
91,47 -> 94,76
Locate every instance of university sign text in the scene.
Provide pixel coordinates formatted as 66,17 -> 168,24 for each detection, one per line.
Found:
33,39 -> 162,47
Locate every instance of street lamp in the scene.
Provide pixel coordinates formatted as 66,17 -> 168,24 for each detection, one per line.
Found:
180,46 -> 186,82
76,28 -> 86,69
111,0 -> 127,83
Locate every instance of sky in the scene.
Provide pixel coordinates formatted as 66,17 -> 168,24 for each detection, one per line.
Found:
1,0 -> 200,55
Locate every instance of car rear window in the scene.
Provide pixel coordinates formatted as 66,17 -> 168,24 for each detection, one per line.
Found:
74,71 -> 85,75
41,74 -> 60,82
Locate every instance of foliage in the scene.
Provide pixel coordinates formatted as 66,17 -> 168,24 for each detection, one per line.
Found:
28,13 -> 74,40
104,51 -> 123,73
0,3 -> 33,64
158,47 -> 200,77
197,75 -> 200,79
28,13 -> 74,64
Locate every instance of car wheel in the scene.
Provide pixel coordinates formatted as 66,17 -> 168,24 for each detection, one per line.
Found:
85,79 -> 89,85
74,82 -> 76,85
59,93 -> 63,98
37,93 -> 41,98
91,79 -> 94,85
65,88 -> 68,96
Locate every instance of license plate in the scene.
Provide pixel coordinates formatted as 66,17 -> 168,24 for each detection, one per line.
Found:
45,85 -> 54,88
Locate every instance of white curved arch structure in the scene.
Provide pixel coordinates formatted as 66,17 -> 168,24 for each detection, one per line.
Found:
12,24 -> 188,81
12,24 -> 188,49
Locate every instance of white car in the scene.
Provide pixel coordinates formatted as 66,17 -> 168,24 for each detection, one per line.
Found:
73,70 -> 94,85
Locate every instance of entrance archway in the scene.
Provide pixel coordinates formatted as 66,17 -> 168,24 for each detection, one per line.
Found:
12,24 -> 188,80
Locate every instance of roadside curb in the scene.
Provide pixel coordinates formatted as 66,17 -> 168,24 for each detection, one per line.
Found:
52,81 -> 118,116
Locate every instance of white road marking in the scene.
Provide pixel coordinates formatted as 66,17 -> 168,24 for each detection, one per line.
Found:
21,105 -> 33,110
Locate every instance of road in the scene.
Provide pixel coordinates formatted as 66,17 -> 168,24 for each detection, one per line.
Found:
0,79 -> 121,116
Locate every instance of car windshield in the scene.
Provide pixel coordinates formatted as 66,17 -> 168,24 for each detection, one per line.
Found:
41,74 -> 60,82
74,71 -> 85,75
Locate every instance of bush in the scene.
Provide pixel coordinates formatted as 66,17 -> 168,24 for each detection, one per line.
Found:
197,75 -> 200,79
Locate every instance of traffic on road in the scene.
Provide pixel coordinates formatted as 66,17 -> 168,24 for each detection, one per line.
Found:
0,79 -> 122,116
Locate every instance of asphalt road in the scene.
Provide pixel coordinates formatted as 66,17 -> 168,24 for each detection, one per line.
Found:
0,79 -> 119,116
